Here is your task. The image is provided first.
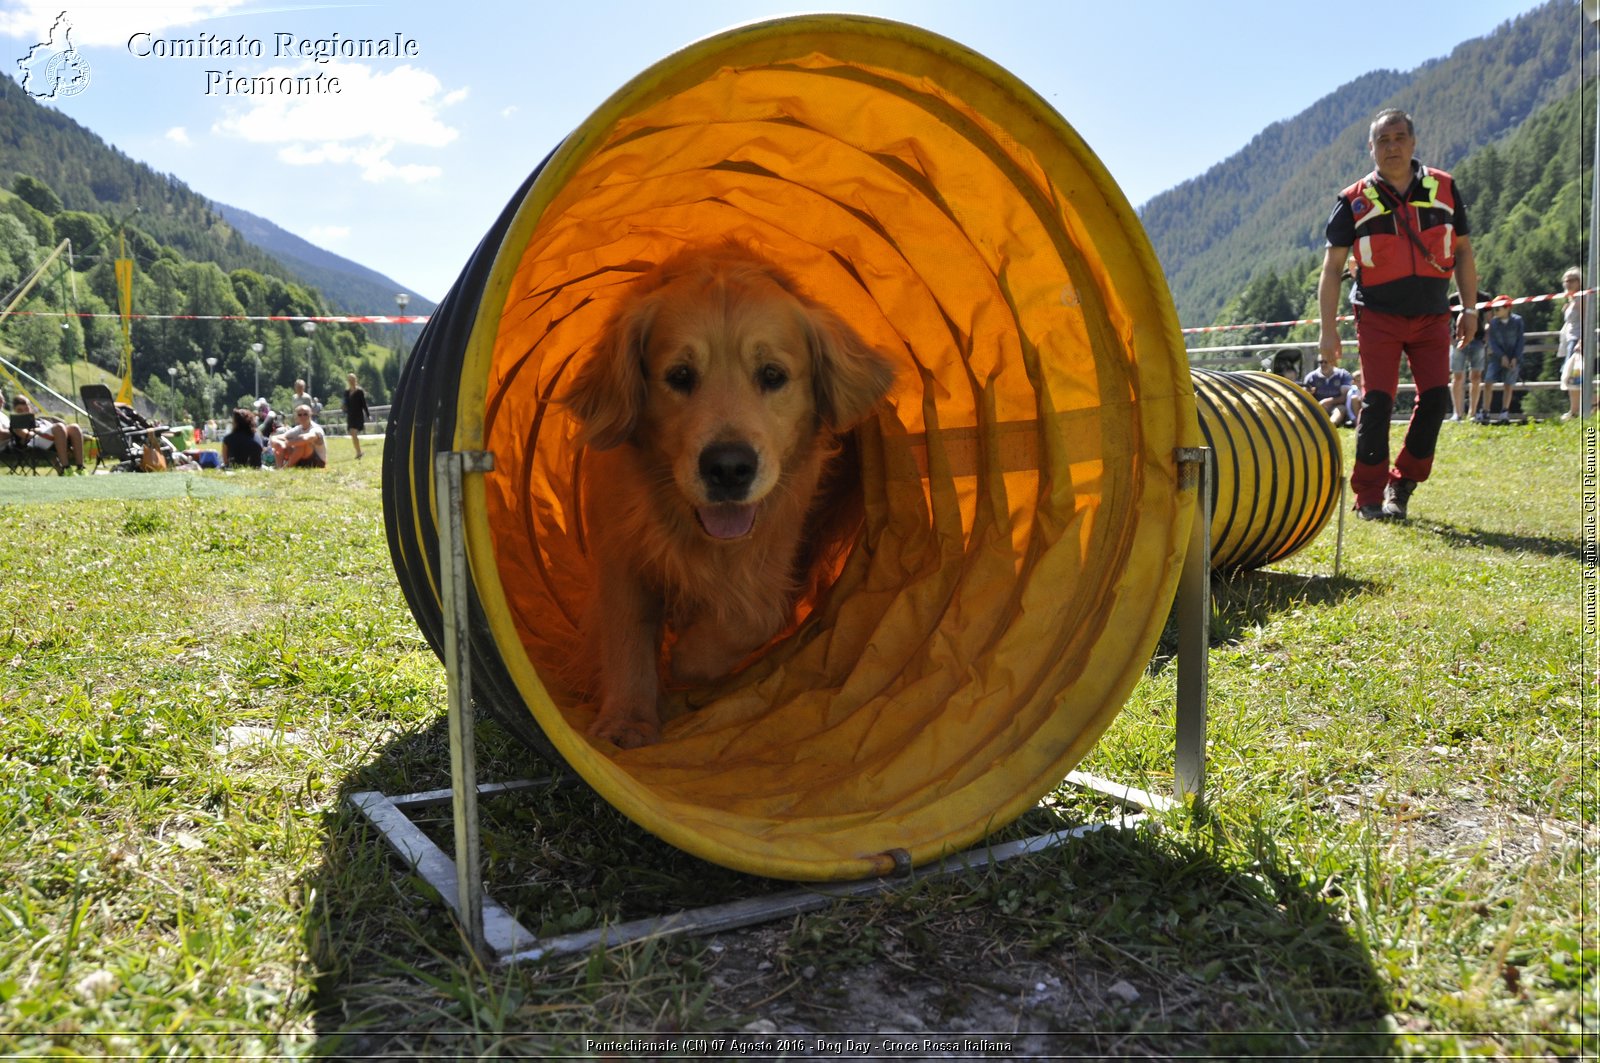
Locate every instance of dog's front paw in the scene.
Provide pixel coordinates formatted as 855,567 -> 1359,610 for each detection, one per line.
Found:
588,704 -> 660,749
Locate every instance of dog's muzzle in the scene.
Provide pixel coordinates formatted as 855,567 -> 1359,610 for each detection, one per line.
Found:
696,441 -> 760,540
699,441 -> 758,502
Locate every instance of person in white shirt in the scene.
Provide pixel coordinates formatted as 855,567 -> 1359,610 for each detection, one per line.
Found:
271,404 -> 327,468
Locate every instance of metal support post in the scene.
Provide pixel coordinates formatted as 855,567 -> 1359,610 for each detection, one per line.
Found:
1174,446 -> 1213,809
434,449 -> 496,957
1585,1 -> 1598,418
1334,476 -> 1347,580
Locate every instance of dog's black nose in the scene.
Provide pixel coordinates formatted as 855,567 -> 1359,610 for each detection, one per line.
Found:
699,442 -> 758,501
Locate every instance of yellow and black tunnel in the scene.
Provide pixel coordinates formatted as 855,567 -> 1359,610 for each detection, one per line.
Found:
384,15 -> 1205,882
1192,369 -> 1343,573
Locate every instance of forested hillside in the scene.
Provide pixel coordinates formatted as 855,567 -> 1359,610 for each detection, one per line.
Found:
0,76 -> 423,421
1457,83 -> 1589,326
0,179 -> 396,424
1144,0 -> 1583,327
1143,69 -> 1415,268
0,0 -> 1584,419
0,77 -> 299,283
1202,78 -> 1589,375
0,76 -> 428,317
214,202 -> 432,318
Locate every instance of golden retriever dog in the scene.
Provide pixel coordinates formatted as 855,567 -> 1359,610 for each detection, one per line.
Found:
563,244 -> 896,748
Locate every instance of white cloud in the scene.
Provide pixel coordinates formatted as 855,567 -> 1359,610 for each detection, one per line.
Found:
165,126 -> 190,145
213,61 -> 463,184
278,139 -> 442,184
0,2 -> 253,48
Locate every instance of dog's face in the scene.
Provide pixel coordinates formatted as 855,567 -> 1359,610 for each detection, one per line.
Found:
565,246 -> 895,541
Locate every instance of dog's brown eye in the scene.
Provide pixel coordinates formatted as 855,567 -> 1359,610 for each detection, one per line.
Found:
758,364 -> 789,392
665,365 -> 696,393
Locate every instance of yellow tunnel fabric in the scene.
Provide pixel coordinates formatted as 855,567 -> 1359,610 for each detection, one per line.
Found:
438,16 -> 1200,881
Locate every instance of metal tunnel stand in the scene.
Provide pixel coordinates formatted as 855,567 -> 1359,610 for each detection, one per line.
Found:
1174,446 -> 1214,812
349,446 -> 1214,966
436,448 -> 495,958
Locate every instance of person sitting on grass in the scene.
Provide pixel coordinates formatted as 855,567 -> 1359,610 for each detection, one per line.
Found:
271,404 -> 327,468
254,397 -> 278,439
220,408 -> 263,468
1343,368 -> 1364,429
1302,350 -> 1357,426
10,395 -> 86,475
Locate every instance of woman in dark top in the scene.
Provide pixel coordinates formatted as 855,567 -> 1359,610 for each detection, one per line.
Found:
343,372 -> 370,460
220,408 -> 263,468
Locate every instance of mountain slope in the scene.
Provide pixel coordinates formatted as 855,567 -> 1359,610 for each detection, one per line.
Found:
0,75 -> 289,279
1143,0 -> 1580,326
212,202 -> 433,318
1141,68 -> 1415,265
0,75 -> 429,318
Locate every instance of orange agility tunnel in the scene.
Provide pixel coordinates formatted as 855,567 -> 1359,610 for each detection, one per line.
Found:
383,15 -> 1206,882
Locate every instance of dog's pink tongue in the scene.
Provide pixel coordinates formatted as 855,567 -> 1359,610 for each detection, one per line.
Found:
697,503 -> 757,540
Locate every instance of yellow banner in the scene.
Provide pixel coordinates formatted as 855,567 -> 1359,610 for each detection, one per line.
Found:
115,258 -> 132,320
115,253 -> 133,403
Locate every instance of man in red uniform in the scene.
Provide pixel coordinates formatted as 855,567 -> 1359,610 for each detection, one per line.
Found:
1318,108 -> 1479,521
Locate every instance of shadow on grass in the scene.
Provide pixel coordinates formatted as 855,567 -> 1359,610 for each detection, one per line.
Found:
0,468 -> 253,504
303,712 -> 1397,1057
1411,519 -> 1583,562
1150,567 -> 1375,674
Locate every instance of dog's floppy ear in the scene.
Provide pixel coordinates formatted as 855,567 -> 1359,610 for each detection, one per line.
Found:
562,292 -> 659,450
804,304 -> 896,432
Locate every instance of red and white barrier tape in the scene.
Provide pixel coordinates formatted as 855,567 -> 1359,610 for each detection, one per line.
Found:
6,287 -> 1590,335
1180,288 -> 1591,335
5,311 -> 432,324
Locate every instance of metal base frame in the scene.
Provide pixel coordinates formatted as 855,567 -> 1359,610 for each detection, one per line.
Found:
349,447 -> 1214,965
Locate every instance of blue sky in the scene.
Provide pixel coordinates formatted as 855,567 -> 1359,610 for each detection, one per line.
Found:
0,0 -> 1552,305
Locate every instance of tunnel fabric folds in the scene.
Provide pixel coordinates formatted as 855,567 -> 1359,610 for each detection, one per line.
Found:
386,15 -> 1203,881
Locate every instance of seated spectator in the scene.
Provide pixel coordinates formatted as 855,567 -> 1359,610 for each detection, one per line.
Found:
1484,294 -> 1526,423
1344,369 -> 1364,428
271,404 -> 327,468
1264,348 -> 1303,380
255,397 -> 278,438
0,390 -> 13,460
1301,351 -> 1356,426
220,408 -> 263,468
10,395 -> 86,474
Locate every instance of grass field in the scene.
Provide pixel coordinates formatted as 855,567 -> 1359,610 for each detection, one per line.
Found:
0,423 -> 1591,1059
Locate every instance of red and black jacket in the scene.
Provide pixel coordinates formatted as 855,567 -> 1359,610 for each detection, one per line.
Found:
1328,163 -> 1469,316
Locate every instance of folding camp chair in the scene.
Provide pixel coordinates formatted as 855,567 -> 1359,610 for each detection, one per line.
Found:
0,418 -> 31,474
80,384 -> 141,473
2,413 -> 58,475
